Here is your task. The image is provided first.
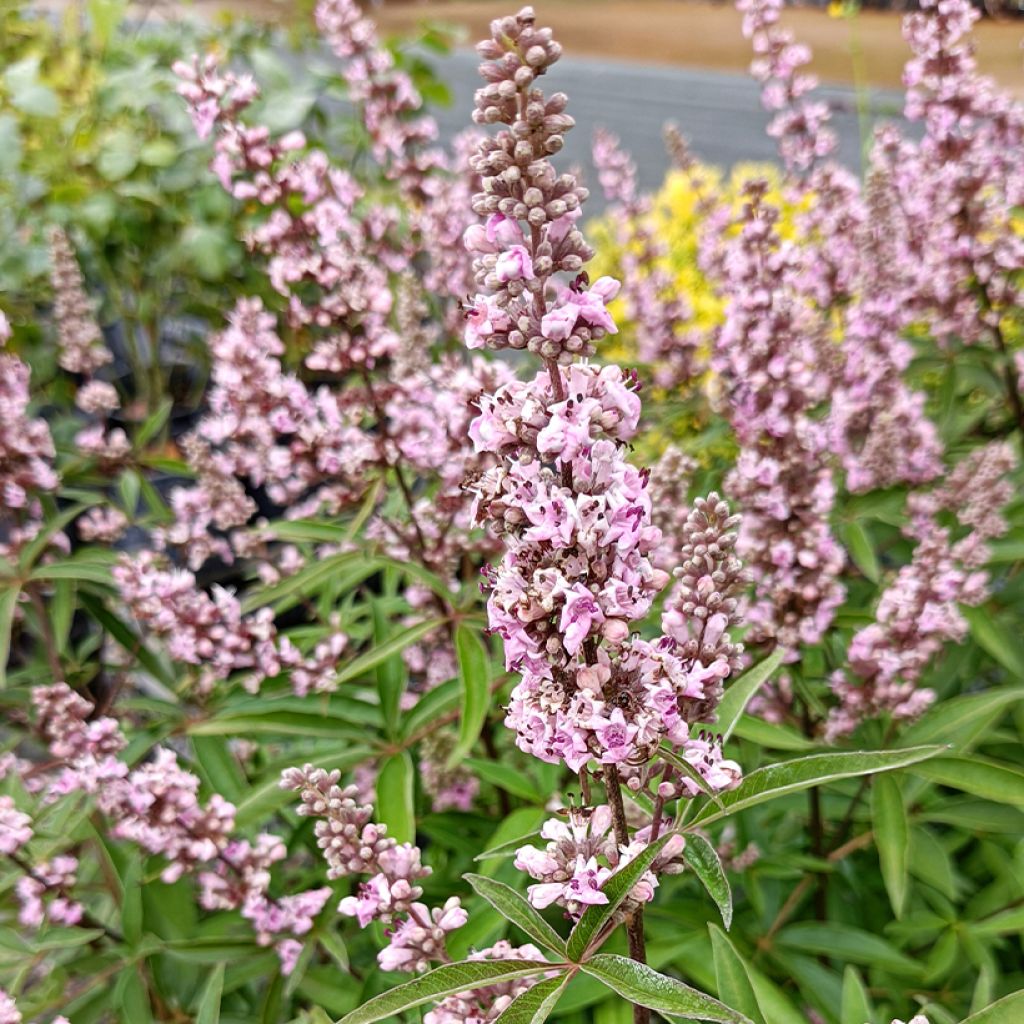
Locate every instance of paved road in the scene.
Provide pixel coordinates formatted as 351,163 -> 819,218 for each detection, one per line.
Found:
428,49 -> 908,210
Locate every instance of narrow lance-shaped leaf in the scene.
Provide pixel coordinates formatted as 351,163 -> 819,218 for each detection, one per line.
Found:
373,601 -> 406,735
839,967 -> 873,1024
959,989 -> 1024,1024
475,829 -> 543,862
376,750 -> 415,845
899,686 -> 1024,747
333,617 -> 446,689
447,624 -> 491,769
716,649 -> 785,743
493,974 -> 570,1024
581,954 -> 754,1024
871,773 -> 909,918
688,746 -> 942,827
196,962 -> 225,1024
683,834 -> 733,930
333,959 -> 558,1024
0,586 -> 20,689
911,755 -> 1024,807
465,874 -> 567,956
709,926 -> 763,1024
566,833 -> 673,962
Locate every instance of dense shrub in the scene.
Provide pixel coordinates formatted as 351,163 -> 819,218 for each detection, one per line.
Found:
0,1 -> 1022,1024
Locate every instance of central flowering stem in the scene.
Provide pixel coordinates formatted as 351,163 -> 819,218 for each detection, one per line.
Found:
462,9 -> 749,1020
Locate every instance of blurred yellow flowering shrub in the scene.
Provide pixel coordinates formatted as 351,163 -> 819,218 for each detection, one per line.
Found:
588,161 -> 808,468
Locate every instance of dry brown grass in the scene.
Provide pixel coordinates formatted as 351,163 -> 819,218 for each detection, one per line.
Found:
369,0 -> 1024,94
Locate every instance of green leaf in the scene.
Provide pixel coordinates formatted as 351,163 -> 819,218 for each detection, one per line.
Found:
464,874 -> 566,956
962,605 -> 1024,678
493,975 -> 569,1024
266,521 -> 351,545
709,926 -> 763,1024
189,711 -> 369,741
447,625 -> 491,769
97,128 -> 140,181
121,856 -> 144,948
333,618 -> 447,689
970,905 -> 1024,938
872,773 -> 909,918
717,650 -> 785,743
135,398 -> 173,448
114,966 -> 152,1022
333,960 -> 556,1024
196,963 -> 225,1024
839,966 -> 873,1024
730,716 -> 814,752
31,561 -> 114,587
373,602 -> 406,736
684,835 -> 733,930
775,922 -> 922,976
82,592 -> 177,690
959,989 -> 1024,1023
465,758 -> 544,803
900,687 -> 1024,747
376,751 -> 415,845
192,735 -> 246,803
0,587 -> 19,689
838,521 -> 880,583
240,553 -> 361,613
567,833 -> 672,962
475,828 -> 544,862
581,954 -> 753,1023
401,677 -> 461,739
688,746 -> 942,827
912,755 -> 1024,806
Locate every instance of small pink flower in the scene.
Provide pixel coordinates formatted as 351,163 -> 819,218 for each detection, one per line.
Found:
494,245 -> 534,282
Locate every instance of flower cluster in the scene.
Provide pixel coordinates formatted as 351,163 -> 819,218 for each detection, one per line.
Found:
514,806 -> 684,919
827,442 -> 1016,739
464,5 -> 746,945
48,227 -> 111,376
281,765 -> 467,972
714,181 -> 844,657
738,0 -> 943,495
0,311 -> 59,560
23,683 -> 328,971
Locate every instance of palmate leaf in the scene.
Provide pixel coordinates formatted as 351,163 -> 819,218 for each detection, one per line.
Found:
581,954 -> 754,1024
688,746 -> 942,827
465,874 -> 567,956
683,835 -> 733,930
333,959 -> 558,1024
493,974 -> 570,1024
566,833 -> 673,962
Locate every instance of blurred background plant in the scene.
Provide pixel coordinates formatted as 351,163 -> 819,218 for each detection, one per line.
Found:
0,1 -> 1022,1023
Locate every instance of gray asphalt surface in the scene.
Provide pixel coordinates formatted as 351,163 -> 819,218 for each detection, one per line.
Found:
429,49 -> 908,210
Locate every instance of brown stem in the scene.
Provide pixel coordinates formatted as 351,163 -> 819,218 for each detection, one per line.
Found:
27,585 -> 64,684
603,763 -> 651,1024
